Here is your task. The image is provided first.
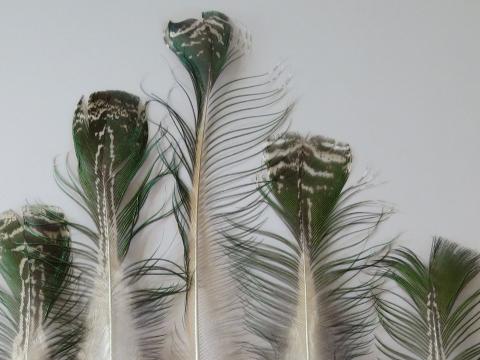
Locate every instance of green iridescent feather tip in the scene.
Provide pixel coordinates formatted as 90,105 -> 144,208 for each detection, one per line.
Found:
265,133 -> 352,241
73,90 -> 148,211
164,11 -> 232,103
0,205 -> 74,360
72,90 -> 148,259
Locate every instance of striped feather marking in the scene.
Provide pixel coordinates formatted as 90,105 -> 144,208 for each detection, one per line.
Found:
426,289 -> 446,360
0,206 -> 70,360
265,133 -> 351,243
165,11 -> 232,100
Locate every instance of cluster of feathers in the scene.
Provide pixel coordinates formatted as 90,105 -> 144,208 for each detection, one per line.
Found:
1,10 -> 480,360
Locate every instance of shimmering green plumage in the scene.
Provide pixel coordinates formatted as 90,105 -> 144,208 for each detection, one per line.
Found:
72,90 -> 148,258
165,11 -> 232,105
265,133 -> 352,243
376,238 -> 480,360
72,92 -> 146,239
0,205 -> 76,360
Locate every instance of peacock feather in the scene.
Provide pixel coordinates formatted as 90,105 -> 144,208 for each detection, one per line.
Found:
154,10 -> 292,360
0,205 -> 81,360
55,90 -> 174,360
375,238 -> 480,360
241,133 -> 388,360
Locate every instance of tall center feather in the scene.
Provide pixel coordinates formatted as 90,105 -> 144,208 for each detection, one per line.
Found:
166,12 -> 235,360
164,10 -> 291,360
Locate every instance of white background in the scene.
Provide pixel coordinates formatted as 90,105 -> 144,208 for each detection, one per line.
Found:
0,0 -> 479,356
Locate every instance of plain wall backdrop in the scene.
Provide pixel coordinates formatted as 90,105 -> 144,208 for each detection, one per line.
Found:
0,0 -> 479,354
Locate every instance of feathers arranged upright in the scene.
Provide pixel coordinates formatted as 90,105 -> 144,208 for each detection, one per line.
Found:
375,238 -> 480,360
157,11 -> 291,360
56,90 -> 171,360
0,205 -> 80,360
243,133 -> 387,360
4,8 -> 478,360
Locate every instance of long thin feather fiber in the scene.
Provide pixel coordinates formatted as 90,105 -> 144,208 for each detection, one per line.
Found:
56,90 -> 173,360
375,238 -> 480,360
0,205 -> 81,360
240,133 -> 388,360
156,11 -> 291,360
